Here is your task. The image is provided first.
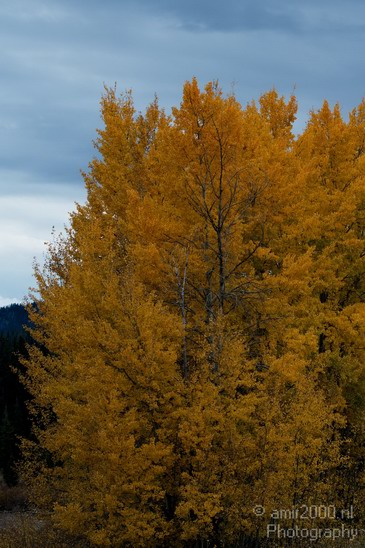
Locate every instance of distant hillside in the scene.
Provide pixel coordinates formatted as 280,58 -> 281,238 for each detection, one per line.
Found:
0,304 -> 29,337
0,304 -> 31,485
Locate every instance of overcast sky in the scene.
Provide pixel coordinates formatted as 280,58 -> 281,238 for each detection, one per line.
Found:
1,0 -> 365,305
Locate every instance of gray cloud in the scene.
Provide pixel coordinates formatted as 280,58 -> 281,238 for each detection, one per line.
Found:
0,176 -> 85,299
109,0 -> 365,33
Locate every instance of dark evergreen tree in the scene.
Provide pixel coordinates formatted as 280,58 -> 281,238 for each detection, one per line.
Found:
0,306 -> 31,484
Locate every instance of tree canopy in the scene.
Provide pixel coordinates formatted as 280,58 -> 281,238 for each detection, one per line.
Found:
22,79 -> 365,546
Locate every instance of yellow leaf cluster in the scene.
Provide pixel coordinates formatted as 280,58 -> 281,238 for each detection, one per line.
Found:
20,80 -> 365,545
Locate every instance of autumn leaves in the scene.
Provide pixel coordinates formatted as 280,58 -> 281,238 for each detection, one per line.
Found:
22,80 -> 365,545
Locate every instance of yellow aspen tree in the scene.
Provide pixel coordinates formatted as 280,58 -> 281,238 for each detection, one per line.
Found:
122,81 -> 342,542
22,97 -> 185,546
290,100 -> 365,517
21,81 -> 353,546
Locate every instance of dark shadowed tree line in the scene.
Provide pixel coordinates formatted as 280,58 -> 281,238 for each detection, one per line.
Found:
0,304 -> 30,485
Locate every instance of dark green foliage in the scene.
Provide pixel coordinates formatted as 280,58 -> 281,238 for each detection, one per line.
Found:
0,306 -> 31,485
0,304 -> 29,337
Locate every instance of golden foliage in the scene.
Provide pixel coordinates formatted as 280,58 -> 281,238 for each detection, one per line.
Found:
20,80 -> 365,545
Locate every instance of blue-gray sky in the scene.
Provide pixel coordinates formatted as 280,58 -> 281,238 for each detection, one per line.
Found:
1,0 -> 365,305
